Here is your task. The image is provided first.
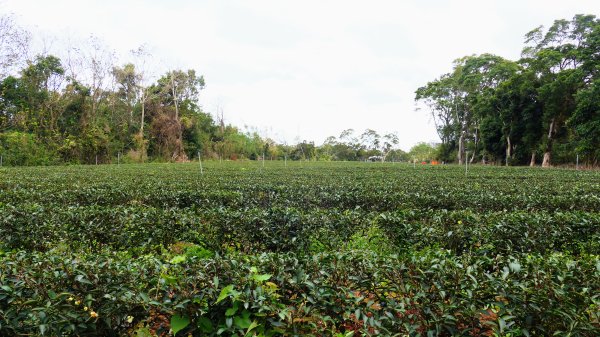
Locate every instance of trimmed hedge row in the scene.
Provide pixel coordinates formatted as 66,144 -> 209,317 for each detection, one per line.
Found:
1,203 -> 598,256
1,163 -> 599,212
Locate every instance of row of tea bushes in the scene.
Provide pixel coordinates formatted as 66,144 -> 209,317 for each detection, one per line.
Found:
1,163 -> 598,335
1,248 -> 598,336
1,164 -> 599,212
1,202 -> 598,256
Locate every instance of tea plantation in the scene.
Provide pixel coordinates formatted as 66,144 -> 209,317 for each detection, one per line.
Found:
0,162 -> 599,336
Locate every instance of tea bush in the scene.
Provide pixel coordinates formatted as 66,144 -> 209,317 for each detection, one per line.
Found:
0,162 -> 598,336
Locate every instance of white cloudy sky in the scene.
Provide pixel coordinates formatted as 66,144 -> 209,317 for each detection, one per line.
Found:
2,0 -> 600,150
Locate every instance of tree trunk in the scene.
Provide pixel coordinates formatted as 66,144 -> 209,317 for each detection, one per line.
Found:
542,152 -> 552,167
505,135 -> 511,166
542,118 -> 555,168
139,92 -> 146,163
171,76 -> 179,123
140,93 -> 145,134
458,132 -> 465,165
471,125 -> 479,164
170,72 -> 186,161
529,151 -> 536,167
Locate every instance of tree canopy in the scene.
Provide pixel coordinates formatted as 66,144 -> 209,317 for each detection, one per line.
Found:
416,14 -> 600,166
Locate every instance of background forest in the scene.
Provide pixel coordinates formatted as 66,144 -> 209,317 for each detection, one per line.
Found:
1,14 -> 599,166
0,14 -> 410,165
416,14 -> 600,167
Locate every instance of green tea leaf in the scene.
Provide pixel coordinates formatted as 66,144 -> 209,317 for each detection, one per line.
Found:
252,274 -> 272,282
170,314 -> 190,335
216,285 -> 234,304
197,316 -> 213,333
170,255 -> 186,264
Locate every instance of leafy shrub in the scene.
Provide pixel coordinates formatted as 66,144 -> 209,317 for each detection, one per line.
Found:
347,223 -> 394,255
0,131 -> 59,166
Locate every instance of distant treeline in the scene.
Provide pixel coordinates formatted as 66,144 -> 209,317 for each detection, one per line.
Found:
416,14 -> 600,167
0,15 -> 424,166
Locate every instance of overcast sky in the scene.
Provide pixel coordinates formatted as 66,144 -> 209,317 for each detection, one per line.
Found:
2,0 -> 600,150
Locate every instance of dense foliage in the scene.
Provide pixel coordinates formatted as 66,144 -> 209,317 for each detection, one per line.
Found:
416,14 -> 600,167
0,15 -> 412,165
0,37 -> 270,165
1,162 -> 598,336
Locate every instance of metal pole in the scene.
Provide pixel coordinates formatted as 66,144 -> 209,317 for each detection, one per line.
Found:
576,154 -> 579,170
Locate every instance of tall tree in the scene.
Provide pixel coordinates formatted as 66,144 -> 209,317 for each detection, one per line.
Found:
18,55 -> 65,135
522,15 -> 598,166
111,63 -> 142,155
0,15 -> 29,80
416,54 -> 518,164
567,16 -> 600,165
415,74 -> 459,162
147,69 -> 205,161
381,133 -> 399,162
